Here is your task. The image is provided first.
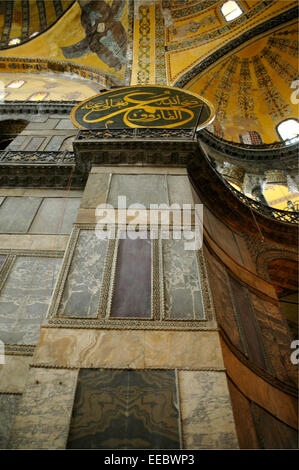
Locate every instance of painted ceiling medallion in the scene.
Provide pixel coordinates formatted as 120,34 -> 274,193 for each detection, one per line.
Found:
71,85 -> 215,130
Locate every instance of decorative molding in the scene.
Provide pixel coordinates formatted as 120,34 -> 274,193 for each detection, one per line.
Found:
4,344 -> 35,356
0,56 -> 116,88
0,99 -> 78,115
46,226 -> 217,331
198,129 -> 299,162
0,150 -> 75,164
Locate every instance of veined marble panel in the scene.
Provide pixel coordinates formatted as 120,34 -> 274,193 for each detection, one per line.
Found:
107,174 -> 169,208
58,231 -> 108,318
179,371 -> 238,449
0,356 -> 31,393
0,257 -> 62,345
167,175 -> 194,206
163,239 -> 204,320
0,394 -> 21,449
0,197 -> 42,233
34,328 -> 224,369
80,174 -> 110,209
8,368 -> 78,450
67,369 -> 180,449
29,198 -> 81,234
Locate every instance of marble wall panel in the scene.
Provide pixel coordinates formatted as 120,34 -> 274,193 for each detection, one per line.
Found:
29,198 -> 81,234
0,356 -> 31,393
110,238 -> 152,318
0,257 -> 62,345
24,137 -> 45,151
0,255 -> 6,271
55,119 -> 76,130
163,239 -> 204,320
44,136 -> 66,151
58,231 -> 108,318
228,274 -> 267,370
6,135 -> 27,150
167,175 -> 194,206
34,328 -> 224,369
26,119 -> 60,130
80,173 -> 110,209
107,174 -> 169,208
0,197 -> 42,233
0,197 -> 4,207
179,371 -> 238,449
67,369 -> 180,449
0,394 -> 21,449
8,368 -> 78,450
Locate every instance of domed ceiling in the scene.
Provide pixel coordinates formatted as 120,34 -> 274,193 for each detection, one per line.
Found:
184,20 -> 298,144
0,1 -> 75,48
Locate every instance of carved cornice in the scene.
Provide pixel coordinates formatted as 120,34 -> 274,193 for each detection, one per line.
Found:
73,130 -> 199,173
0,100 -> 77,115
188,145 -> 299,243
198,129 -> 299,163
174,7 -> 298,88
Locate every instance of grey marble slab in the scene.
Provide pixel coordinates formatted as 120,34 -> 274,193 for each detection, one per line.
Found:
58,230 -> 108,318
6,135 -> 27,150
24,137 -> 45,151
162,239 -> 205,320
0,256 -> 6,271
0,394 -> 21,449
0,197 -> 5,207
80,174 -> 110,208
8,368 -> 78,450
0,197 -> 42,233
167,175 -> 194,206
44,136 -> 66,151
108,174 -> 169,208
26,119 -> 60,130
55,119 -> 76,130
179,371 -> 239,449
0,256 -> 62,345
29,198 -> 81,234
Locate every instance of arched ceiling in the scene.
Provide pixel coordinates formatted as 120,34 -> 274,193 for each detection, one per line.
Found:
0,0 -> 297,146
185,20 -> 298,144
0,1 -> 132,85
0,71 -> 103,101
0,1 -> 75,48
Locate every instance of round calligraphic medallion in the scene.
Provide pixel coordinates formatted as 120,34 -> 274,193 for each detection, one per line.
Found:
71,85 -> 215,130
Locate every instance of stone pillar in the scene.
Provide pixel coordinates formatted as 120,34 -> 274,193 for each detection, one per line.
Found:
243,174 -> 268,204
8,163 -> 239,450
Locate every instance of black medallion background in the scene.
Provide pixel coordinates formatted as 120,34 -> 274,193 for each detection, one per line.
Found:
71,86 -> 213,130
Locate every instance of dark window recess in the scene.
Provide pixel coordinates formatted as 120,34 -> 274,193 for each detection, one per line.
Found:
228,274 -> 267,370
110,236 -> 152,318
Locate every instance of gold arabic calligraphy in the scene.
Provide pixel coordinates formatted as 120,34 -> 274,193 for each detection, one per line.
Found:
80,90 -> 202,128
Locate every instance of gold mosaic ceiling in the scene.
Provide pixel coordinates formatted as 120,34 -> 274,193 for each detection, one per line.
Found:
186,20 -> 299,144
0,0 -> 297,145
0,1 -> 75,48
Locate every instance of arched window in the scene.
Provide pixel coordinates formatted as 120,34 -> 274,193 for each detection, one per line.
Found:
239,131 -> 263,145
221,1 -> 243,22
277,119 -> 299,145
